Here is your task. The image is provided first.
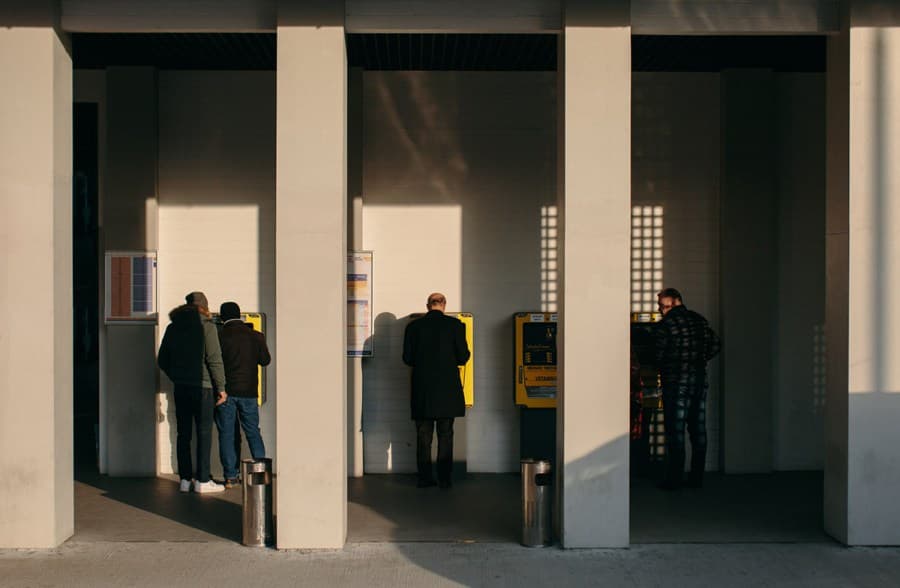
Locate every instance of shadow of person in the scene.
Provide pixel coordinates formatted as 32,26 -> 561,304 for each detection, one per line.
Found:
360,312 -> 411,476
74,470 -> 243,543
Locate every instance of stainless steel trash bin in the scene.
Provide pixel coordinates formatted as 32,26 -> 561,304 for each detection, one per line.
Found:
241,458 -> 273,547
521,458 -> 552,547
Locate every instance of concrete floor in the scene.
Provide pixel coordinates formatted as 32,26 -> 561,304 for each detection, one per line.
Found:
4,471 -> 896,587
74,469 -> 826,545
75,471 -> 243,543
5,541 -> 900,587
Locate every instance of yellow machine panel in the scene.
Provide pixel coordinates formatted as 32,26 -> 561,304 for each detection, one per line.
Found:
452,313 -> 475,408
213,312 -> 268,406
514,312 -> 558,408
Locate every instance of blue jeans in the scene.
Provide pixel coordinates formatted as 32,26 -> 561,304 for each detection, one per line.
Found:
215,396 -> 266,480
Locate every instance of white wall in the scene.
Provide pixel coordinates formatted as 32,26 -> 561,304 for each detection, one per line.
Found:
358,69 -> 825,475
635,71 -> 825,474
632,72 -> 722,471
156,71 -> 276,476
361,71 -> 556,473
774,73 -> 826,470
79,66 -> 826,480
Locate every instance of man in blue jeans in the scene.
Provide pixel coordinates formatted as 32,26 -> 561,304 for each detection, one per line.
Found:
214,301 -> 271,488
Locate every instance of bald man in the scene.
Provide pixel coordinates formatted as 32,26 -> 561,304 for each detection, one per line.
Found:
402,293 -> 471,488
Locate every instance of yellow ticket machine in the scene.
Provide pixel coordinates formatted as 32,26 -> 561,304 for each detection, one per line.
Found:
514,312 -> 557,462
453,313 -> 475,408
514,312 -> 557,409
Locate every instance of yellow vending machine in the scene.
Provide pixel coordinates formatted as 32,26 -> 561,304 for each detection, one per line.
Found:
450,312 -> 475,408
514,312 -> 557,462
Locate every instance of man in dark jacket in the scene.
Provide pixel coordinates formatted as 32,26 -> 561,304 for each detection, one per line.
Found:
655,288 -> 721,490
402,293 -> 470,488
214,301 -> 271,488
158,291 -> 228,494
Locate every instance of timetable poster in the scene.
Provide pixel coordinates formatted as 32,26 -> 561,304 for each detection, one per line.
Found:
347,251 -> 373,357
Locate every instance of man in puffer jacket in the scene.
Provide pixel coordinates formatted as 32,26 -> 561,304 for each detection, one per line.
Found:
158,291 -> 228,494
655,287 -> 720,490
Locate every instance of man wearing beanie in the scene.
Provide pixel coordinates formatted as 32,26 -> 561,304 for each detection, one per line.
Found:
214,301 -> 271,488
158,291 -> 228,494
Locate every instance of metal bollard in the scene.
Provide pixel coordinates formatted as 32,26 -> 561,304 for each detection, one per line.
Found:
521,458 -> 552,547
241,458 -> 273,547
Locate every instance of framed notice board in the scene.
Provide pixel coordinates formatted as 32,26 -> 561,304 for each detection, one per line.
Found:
105,251 -> 158,324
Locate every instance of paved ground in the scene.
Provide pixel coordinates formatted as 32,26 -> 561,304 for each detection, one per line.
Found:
3,541 -> 900,587
3,471 -> 891,586
74,470 -> 826,544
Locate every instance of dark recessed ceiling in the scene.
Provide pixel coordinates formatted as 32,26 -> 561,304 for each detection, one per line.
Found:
633,36 -> 825,72
72,33 -> 825,73
73,33 -> 276,70
346,34 -> 557,71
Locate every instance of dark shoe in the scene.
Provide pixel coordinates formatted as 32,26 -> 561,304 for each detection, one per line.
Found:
225,478 -> 240,489
438,480 -> 452,489
417,479 -> 437,488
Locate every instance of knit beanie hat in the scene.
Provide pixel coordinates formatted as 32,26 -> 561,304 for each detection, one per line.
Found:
220,301 -> 241,321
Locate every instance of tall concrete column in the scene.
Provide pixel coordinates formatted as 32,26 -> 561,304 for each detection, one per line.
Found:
557,1 -> 631,548
0,26 -> 73,548
275,14 -> 348,548
825,3 -> 900,546
104,67 -> 158,476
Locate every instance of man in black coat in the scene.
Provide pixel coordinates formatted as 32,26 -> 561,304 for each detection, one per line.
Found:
655,288 -> 721,490
402,292 -> 470,488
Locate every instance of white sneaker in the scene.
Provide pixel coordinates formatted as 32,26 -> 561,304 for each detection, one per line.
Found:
179,479 -> 192,493
193,479 -> 225,494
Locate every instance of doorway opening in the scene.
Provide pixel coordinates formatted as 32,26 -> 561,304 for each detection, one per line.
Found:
628,35 -> 829,543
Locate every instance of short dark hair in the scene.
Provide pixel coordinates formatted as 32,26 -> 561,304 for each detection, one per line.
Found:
657,287 -> 682,302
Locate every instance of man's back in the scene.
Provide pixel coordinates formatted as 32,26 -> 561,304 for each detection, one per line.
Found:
218,321 -> 271,398
655,305 -> 720,381
402,310 -> 470,419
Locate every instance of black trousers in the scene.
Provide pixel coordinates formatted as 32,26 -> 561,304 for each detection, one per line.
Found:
662,379 -> 707,486
416,418 -> 454,483
174,385 -> 215,483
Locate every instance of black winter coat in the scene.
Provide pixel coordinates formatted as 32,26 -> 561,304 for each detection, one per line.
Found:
218,320 -> 271,398
654,305 -> 720,388
158,305 -> 204,387
402,310 -> 470,419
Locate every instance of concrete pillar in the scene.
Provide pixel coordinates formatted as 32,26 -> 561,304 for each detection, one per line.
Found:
557,0 -> 631,548
720,69 -> 777,473
0,26 -> 73,548
275,17 -> 348,548
825,3 -> 900,545
103,67 -> 158,476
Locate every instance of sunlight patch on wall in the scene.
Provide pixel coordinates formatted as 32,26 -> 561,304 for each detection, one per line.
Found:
541,205 -> 558,313
631,205 -> 664,313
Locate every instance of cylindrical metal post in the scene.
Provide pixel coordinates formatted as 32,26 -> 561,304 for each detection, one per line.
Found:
241,457 -> 273,547
521,458 -> 552,547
